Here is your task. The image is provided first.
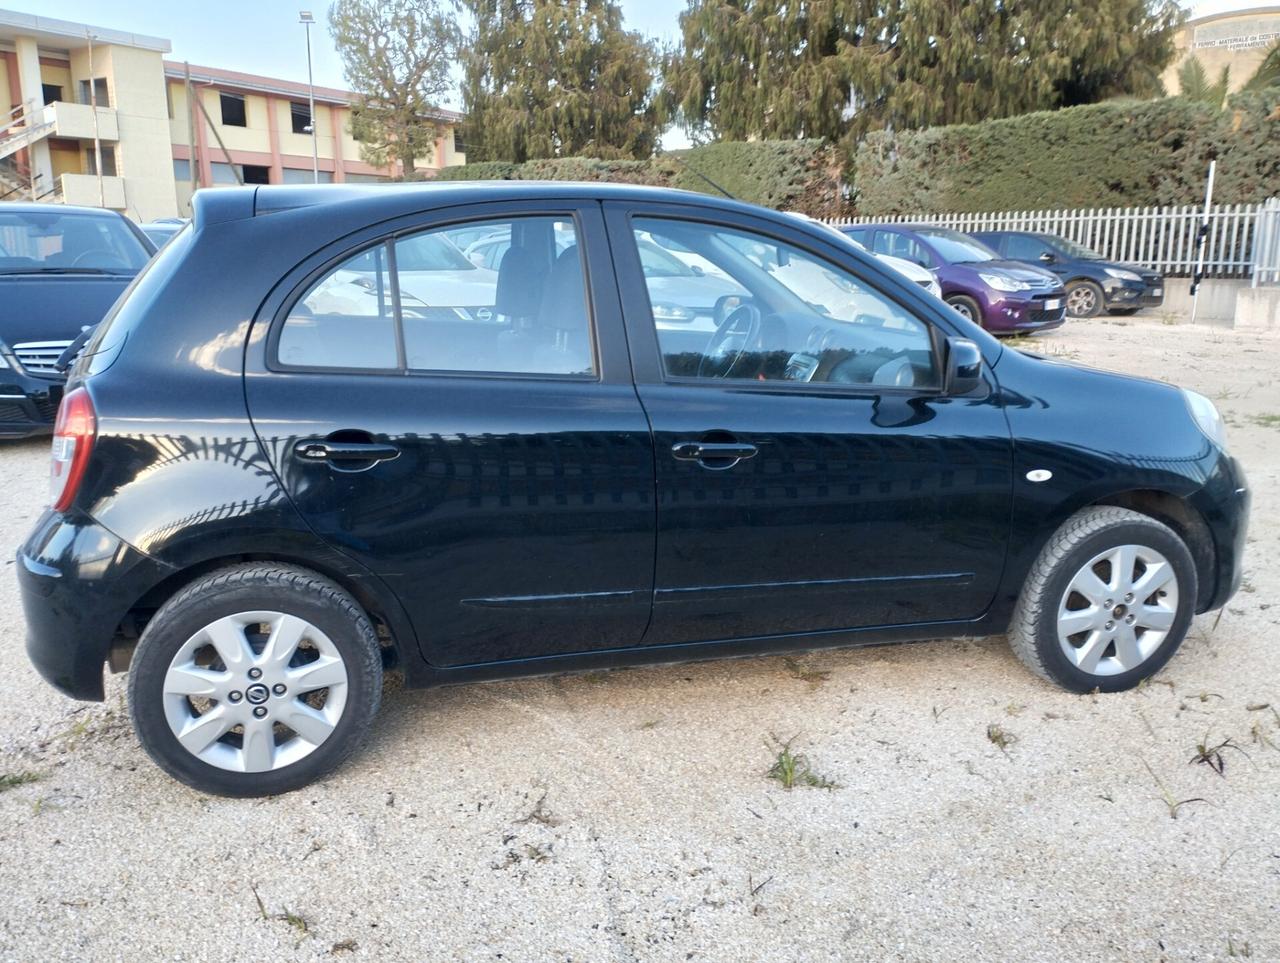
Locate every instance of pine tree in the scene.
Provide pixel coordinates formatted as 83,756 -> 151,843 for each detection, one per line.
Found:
664,0 -> 1185,141
460,0 -> 663,162
329,0 -> 459,177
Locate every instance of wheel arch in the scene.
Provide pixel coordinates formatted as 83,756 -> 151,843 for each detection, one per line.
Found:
1090,489 -> 1216,611
111,551 -> 418,676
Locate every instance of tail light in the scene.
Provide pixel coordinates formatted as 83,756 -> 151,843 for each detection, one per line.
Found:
50,387 -> 96,512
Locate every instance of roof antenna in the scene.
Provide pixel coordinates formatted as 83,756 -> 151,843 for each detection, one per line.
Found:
657,146 -> 736,201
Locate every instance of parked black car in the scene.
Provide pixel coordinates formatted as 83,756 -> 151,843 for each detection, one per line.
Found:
972,230 -> 1165,318
1,203 -> 154,439
18,184 -> 1248,796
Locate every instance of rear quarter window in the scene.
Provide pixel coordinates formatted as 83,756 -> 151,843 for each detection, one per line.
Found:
76,224 -> 192,377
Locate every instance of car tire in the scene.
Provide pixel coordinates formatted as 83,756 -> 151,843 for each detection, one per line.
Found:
127,563 -> 383,797
1066,280 -> 1105,318
946,294 -> 982,326
1008,507 -> 1197,693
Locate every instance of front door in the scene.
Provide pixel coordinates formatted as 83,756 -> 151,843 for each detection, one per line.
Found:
606,204 -> 1013,645
245,202 -> 655,667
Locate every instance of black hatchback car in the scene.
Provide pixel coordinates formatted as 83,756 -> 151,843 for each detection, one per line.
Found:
18,184 -> 1248,796
972,230 -> 1165,318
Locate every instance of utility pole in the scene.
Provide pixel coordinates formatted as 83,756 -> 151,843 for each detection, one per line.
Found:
300,11 -> 319,184
86,30 -> 104,208
1189,160 -> 1217,327
185,62 -> 198,210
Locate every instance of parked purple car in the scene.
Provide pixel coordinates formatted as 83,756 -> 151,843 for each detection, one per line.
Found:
841,224 -> 1067,334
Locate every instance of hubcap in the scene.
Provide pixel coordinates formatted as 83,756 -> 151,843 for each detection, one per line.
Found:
162,611 -> 349,773
1068,286 -> 1097,316
950,300 -> 975,321
1056,544 -> 1179,676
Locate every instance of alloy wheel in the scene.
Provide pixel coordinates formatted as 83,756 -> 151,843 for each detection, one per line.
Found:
161,611 -> 349,772
1067,286 -> 1097,316
1056,544 -> 1179,676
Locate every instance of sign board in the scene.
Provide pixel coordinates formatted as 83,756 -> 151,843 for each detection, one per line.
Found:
1193,15 -> 1280,51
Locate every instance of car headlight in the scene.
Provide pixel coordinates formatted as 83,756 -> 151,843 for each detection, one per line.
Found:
1183,389 -> 1226,448
652,303 -> 696,322
1105,268 -> 1143,282
979,273 -> 1030,293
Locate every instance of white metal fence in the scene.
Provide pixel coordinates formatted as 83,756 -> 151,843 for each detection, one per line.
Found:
823,200 -> 1280,281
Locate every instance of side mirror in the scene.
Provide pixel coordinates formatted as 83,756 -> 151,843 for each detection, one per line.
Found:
1038,251 -> 1056,264
944,337 -> 984,395
713,294 -> 744,327
691,264 -> 705,277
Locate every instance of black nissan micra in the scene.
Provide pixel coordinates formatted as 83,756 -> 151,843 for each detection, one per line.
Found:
17,184 -> 1249,796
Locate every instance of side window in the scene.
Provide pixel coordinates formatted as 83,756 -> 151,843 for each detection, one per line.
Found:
278,244 -> 397,369
631,218 -> 938,390
846,228 -> 870,247
1006,234 -> 1047,261
277,215 -> 595,377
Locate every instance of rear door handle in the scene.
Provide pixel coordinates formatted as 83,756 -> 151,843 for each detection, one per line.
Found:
294,439 -> 401,464
671,440 -> 758,467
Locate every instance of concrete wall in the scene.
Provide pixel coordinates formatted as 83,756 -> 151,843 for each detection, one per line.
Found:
1159,277 -> 1280,328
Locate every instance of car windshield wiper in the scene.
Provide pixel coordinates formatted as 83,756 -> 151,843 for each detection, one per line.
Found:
0,267 -> 132,276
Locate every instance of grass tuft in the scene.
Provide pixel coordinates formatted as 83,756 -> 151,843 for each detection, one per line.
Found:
0,771 -> 44,793
1190,731 -> 1249,777
986,723 -> 1018,755
765,735 -> 838,790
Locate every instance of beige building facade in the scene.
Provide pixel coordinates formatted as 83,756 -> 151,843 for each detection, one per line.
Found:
1,8 -> 464,222
1164,3 -> 1280,94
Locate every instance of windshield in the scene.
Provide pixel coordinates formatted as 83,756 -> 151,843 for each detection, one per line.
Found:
392,232 -> 474,272
914,228 -> 999,265
1048,236 -> 1105,260
637,239 -> 696,278
0,210 -> 151,274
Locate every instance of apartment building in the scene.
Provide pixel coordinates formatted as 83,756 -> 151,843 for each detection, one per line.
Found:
1,9 -> 465,221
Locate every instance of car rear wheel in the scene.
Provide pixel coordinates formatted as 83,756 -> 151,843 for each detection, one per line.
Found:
1066,280 -> 1105,318
946,294 -> 982,325
127,564 -> 383,796
1008,507 -> 1197,693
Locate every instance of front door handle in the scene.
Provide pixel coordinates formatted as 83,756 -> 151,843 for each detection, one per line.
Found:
294,439 -> 401,465
671,440 -> 758,469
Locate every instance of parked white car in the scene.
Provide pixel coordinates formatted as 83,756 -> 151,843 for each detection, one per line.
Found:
785,212 -> 943,298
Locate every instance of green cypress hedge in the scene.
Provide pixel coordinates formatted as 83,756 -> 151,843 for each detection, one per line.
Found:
846,95 -> 1280,214
432,141 -> 846,216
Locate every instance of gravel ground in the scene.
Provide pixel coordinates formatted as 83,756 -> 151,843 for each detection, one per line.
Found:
1,317 -> 1278,962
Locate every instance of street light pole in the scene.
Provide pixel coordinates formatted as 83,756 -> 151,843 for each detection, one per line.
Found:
299,11 -> 319,184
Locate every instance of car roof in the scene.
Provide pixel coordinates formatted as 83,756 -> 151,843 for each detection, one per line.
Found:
241,181 -> 758,220
0,201 -> 129,218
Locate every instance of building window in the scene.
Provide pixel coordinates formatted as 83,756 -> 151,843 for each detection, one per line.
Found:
173,158 -> 192,182
243,164 -> 271,185
42,83 -> 63,104
210,162 -> 241,185
78,78 -> 110,108
290,102 -> 312,135
281,167 -> 332,184
86,147 -> 118,177
219,91 -> 247,127
452,128 -> 468,155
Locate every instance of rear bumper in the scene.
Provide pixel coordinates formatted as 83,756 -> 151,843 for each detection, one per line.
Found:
17,509 -> 174,701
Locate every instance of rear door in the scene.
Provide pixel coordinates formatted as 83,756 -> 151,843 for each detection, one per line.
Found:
605,203 -> 1013,645
245,201 -> 655,667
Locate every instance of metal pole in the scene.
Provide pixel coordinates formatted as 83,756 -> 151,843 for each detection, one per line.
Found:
185,62 -> 199,208
302,14 -> 319,183
1189,160 -> 1216,326
87,30 -> 104,208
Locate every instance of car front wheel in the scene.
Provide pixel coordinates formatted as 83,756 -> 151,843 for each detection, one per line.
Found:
127,564 -> 383,796
1066,280 -> 1105,318
1008,507 -> 1197,692
946,294 -> 982,325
